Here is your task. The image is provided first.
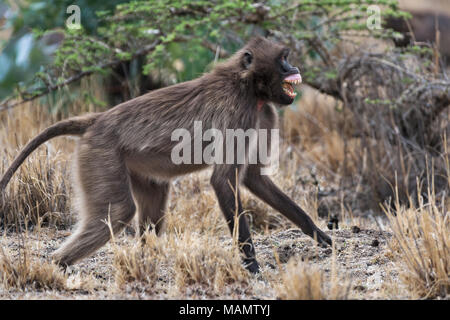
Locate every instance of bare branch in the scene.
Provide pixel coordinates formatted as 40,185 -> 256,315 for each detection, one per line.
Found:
0,40 -> 161,112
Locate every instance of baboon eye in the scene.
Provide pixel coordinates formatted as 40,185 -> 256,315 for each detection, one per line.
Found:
281,49 -> 290,61
243,51 -> 253,69
279,49 -> 291,72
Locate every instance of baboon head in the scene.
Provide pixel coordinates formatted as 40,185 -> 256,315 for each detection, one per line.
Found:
239,36 -> 302,105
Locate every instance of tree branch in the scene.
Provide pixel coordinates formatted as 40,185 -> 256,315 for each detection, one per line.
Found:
0,40 -> 161,112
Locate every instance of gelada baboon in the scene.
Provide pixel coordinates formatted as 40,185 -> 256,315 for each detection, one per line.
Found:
0,36 -> 331,273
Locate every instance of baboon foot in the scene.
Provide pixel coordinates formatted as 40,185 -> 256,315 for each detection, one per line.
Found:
51,252 -> 73,273
244,258 -> 260,274
54,260 -> 69,271
313,228 -> 332,247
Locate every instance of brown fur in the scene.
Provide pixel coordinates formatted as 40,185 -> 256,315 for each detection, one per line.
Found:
1,37 -> 331,273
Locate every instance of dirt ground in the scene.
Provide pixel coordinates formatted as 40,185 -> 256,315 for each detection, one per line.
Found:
0,220 -> 405,299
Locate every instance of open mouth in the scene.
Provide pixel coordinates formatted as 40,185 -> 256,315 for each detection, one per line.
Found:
282,73 -> 302,99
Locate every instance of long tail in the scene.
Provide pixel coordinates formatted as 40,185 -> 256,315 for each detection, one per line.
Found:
0,113 -> 100,191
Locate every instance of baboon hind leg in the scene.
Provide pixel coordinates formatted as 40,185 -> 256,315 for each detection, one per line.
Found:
52,142 -> 136,266
129,172 -> 170,236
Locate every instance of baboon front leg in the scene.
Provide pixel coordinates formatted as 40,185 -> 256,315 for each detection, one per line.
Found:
52,142 -> 136,266
210,165 -> 259,274
129,172 -> 170,236
244,165 -> 332,246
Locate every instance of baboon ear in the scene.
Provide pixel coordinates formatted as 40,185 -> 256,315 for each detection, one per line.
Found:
243,51 -> 253,69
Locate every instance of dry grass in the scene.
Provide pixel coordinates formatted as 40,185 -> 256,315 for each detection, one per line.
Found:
112,225 -> 249,295
0,245 -> 66,291
282,86 -> 359,178
277,256 -> 351,300
0,106 -> 74,228
385,172 -> 449,299
173,233 -> 248,292
276,233 -> 352,300
113,232 -> 164,291
0,77 -> 107,229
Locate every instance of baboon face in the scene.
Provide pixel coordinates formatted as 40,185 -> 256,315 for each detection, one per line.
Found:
242,37 -> 302,105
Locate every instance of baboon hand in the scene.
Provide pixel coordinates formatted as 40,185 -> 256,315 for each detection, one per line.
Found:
244,258 -> 260,274
313,228 -> 332,247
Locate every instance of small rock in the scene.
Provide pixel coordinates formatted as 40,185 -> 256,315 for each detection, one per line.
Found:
266,262 -> 276,269
353,285 -> 367,292
371,239 -> 380,247
124,225 -> 136,236
351,225 -> 361,233
324,248 -> 332,255
327,215 -> 339,230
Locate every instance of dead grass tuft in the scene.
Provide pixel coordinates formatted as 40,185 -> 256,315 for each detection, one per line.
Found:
0,104 -> 74,229
111,229 -> 249,295
173,233 -> 249,291
0,246 -> 66,291
277,255 -> 351,300
385,177 -> 449,299
113,232 -> 165,289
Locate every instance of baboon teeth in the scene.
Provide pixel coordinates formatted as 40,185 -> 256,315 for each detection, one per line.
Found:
283,79 -> 301,84
282,82 -> 297,98
283,73 -> 302,85
282,73 -> 301,98
284,90 -> 297,98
